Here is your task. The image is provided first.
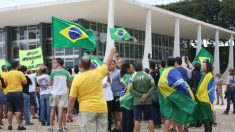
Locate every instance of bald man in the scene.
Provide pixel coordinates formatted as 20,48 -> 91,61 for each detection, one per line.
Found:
67,47 -> 117,132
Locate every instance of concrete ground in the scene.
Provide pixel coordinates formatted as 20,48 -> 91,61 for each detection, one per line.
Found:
0,103 -> 234,132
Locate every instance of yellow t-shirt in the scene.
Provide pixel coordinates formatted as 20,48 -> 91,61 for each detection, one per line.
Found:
70,64 -> 108,113
5,70 -> 26,92
0,72 -> 8,95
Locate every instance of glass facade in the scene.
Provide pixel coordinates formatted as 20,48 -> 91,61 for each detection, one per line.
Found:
0,28 -> 6,59
0,19 -> 191,68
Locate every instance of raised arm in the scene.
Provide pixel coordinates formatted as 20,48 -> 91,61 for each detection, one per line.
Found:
105,47 -> 117,67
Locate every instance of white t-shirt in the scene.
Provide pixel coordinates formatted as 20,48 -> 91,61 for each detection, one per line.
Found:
28,73 -> 37,92
102,76 -> 114,101
49,69 -> 70,95
226,75 -> 235,87
37,74 -> 51,95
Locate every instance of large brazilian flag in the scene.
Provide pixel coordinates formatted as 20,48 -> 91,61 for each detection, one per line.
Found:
158,67 -> 197,124
52,17 -> 96,50
194,72 -> 215,122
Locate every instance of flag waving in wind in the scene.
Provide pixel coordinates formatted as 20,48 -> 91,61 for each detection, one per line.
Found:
83,52 -> 104,69
52,17 -> 96,50
193,48 -> 214,64
110,28 -> 131,40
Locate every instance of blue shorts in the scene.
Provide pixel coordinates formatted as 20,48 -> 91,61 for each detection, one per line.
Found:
134,105 -> 153,121
0,91 -> 6,107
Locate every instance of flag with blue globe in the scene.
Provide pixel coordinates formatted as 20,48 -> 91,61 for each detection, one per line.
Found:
110,28 -> 131,40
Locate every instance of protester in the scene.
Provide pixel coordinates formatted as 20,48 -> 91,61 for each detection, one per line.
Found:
190,62 -> 201,94
149,60 -> 161,128
19,65 -> 34,126
0,72 -> 6,129
130,63 -> 155,132
224,69 -> 235,115
158,57 -> 197,132
48,58 -> 71,132
215,73 -> 224,105
195,60 -> 215,132
159,60 -> 166,75
102,73 -> 114,131
175,57 -> 190,83
5,61 -> 27,130
117,58 -> 125,69
0,65 -> 8,119
119,63 -> 135,132
66,47 -> 116,132
37,66 -> 51,126
28,70 -> 38,119
110,60 -> 122,132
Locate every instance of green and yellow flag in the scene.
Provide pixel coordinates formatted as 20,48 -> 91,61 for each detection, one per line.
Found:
158,67 -> 197,124
52,17 -> 96,50
194,72 -> 215,122
110,28 -> 131,40
83,52 -> 104,69
193,48 -> 214,64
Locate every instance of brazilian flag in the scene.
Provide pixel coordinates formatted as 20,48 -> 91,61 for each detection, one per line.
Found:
158,67 -> 197,124
110,28 -> 131,40
194,72 -> 215,122
52,17 -> 96,50
193,48 -> 214,64
83,52 -> 104,69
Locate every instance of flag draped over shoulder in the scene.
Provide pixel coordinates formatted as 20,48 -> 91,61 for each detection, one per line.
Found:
158,67 -> 197,124
52,17 -> 96,50
110,28 -> 131,40
193,48 -> 214,64
83,52 -> 104,69
120,74 -> 134,110
194,72 -> 215,122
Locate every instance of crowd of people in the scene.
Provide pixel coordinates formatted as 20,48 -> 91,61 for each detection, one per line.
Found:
0,46 -> 234,132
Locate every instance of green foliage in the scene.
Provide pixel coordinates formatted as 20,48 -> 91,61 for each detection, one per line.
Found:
158,0 -> 235,30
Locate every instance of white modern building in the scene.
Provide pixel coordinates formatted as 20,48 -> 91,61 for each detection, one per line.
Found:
0,0 -> 234,75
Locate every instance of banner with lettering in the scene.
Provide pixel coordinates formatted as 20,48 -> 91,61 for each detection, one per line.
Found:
19,47 -> 44,70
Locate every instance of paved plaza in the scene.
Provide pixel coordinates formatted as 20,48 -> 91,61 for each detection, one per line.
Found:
0,103 -> 234,132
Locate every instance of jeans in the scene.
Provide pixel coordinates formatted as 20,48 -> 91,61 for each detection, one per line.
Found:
225,88 -> 235,113
40,94 -> 51,123
23,93 -> 31,125
29,92 -> 38,113
122,108 -> 134,132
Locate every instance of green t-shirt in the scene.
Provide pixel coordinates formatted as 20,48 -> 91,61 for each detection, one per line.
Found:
130,71 -> 155,105
49,68 -> 71,95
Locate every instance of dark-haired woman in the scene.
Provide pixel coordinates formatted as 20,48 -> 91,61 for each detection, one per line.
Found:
37,66 -> 51,126
19,65 -> 33,126
119,63 -> 135,132
195,61 -> 215,132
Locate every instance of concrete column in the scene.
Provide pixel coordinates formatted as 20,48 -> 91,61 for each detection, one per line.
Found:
213,30 -> 220,74
104,0 -> 114,62
142,10 -> 152,68
196,24 -> 202,55
223,34 -> 234,79
173,18 -> 180,57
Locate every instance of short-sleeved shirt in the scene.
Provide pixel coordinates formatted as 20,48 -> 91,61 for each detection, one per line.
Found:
37,74 -> 51,95
49,69 -> 71,95
28,73 -> 37,92
70,64 -> 108,113
226,75 -> 235,88
110,69 -> 122,97
5,70 -> 27,92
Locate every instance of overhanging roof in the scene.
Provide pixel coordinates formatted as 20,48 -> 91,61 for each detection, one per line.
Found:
0,0 -> 234,39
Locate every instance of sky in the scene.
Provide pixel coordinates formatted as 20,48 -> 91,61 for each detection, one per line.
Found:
0,0 -> 181,8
